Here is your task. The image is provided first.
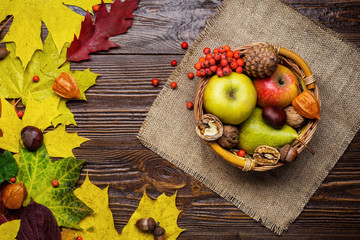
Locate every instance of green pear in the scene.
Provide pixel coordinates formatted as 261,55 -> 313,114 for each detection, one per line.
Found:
238,107 -> 298,154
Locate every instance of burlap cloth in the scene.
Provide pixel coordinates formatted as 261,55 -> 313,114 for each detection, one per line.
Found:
138,0 -> 360,234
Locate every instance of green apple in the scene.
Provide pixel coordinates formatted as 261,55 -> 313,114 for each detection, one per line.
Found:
203,72 -> 257,125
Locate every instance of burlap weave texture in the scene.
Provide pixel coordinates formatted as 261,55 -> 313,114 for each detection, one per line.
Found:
138,0 -> 360,234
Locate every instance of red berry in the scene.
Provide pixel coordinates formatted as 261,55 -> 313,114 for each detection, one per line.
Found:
198,57 -> 205,62
152,78 -> 159,87
52,179 -> 59,187
209,65 -> 218,72
188,72 -> 194,79
223,66 -> 232,75
228,57 -> 235,63
221,59 -> 228,67
220,54 -> 227,60
33,75 -> 39,82
233,50 -> 241,59
17,110 -> 24,118
224,45 -> 231,51
199,69 -> 206,77
200,60 -> 206,68
213,48 -> 219,54
171,60 -> 177,66
204,60 -> 210,68
209,58 -> 216,66
76,236 -> 83,240
196,71 -> 202,77
237,150 -> 245,157
236,66 -> 243,73
216,68 -> 224,77
9,177 -> 16,183
205,68 -> 212,75
203,47 -> 211,54
92,5 -> 100,12
170,82 -> 177,89
194,62 -> 201,70
226,50 -> 234,58
186,101 -> 194,110
230,61 -> 238,69
237,58 -> 245,67
218,46 -> 225,53
181,42 -> 188,49
205,53 -> 213,60
214,53 -> 221,61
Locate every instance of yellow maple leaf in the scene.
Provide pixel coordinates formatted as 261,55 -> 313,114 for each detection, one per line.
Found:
62,174 -> 121,240
0,0 -> 112,67
0,95 -> 88,157
120,192 -> 185,240
0,220 -> 21,240
0,94 -> 59,153
44,125 -> 88,158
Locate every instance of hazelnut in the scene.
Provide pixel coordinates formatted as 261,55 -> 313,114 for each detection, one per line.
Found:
217,125 -> 239,149
2,183 -> 28,209
284,106 -> 306,128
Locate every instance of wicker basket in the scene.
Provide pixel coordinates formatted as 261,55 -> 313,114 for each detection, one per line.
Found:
194,43 -> 320,172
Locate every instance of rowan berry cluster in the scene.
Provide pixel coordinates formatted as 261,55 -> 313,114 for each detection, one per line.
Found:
194,45 -> 244,77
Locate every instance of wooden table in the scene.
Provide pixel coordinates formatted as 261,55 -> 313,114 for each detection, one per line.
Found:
67,0 -> 360,239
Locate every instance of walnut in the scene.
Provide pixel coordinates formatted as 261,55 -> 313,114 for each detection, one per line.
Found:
253,145 -> 280,166
284,106 -> 306,128
217,125 -> 239,149
196,114 -> 223,141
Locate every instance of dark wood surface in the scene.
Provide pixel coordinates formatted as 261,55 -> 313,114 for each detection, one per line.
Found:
5,0 -> 360,239
75,0 -> 360,239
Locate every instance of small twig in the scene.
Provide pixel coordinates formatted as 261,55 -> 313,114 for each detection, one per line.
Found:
12,98 -> 22,107
0,16 -> 13,33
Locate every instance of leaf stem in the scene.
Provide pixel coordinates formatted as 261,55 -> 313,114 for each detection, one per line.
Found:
12,98 -> 22,107
0,16 -> 13,33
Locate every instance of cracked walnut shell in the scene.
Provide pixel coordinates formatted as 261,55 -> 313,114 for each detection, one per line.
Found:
196,114 -> 223,141
253,145 -> 280,166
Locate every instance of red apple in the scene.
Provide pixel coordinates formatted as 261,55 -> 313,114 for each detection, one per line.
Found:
253,65 -> 299,108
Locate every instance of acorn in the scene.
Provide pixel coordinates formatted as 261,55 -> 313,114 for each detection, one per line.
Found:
153,225 -> 166,240
135,217 -> 156,232
279,144 -> 298,162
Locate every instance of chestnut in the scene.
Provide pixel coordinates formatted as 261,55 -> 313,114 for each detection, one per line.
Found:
21,126 -> 43,151
261,105 -> 287,129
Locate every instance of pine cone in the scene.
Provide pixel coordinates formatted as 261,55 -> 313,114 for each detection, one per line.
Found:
242,43 -> 279,79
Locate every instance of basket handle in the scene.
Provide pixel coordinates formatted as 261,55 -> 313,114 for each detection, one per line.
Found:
279,47 -> 315,89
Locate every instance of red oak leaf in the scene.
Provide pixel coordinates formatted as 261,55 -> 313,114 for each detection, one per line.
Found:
66,0 -> 138,62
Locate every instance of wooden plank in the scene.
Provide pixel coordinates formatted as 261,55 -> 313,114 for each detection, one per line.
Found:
0,0 -> 359,238
0,0 -> 359,52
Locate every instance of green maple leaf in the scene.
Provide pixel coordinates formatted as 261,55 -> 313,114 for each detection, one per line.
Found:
0,33 -> 97,126
0,95 -> 88,157
0,0 -> 112,67
0,151 -> 18,184
17,144 -> 93,229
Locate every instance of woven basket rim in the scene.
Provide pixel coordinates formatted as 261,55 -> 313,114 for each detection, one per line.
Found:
194,43 -> 320,172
